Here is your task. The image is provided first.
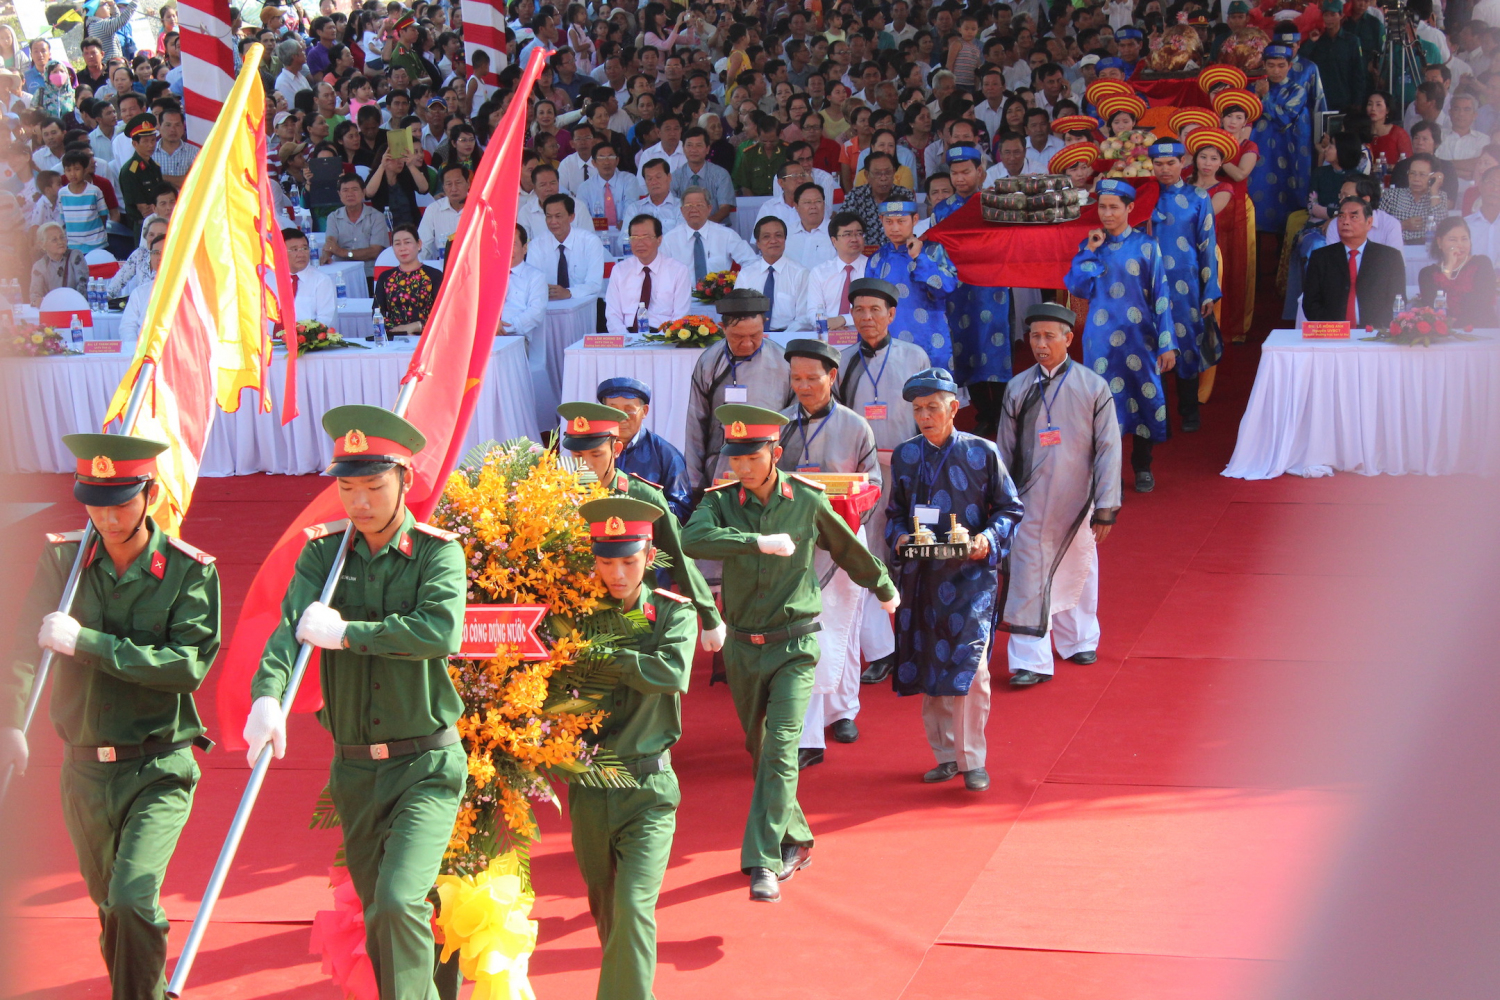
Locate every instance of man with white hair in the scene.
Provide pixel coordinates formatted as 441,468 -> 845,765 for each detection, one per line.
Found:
274,39 -> 310,109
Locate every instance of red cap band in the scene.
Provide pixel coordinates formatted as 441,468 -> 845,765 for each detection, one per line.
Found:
722,421 -> 781,440
589,518 -> 654,539
75,455 -> 156,481
333,431 -> 413,461
565,415 -> 620,437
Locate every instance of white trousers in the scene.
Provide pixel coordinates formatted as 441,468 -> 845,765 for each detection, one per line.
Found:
801,591 -> 866,749
1005,557 -> 1100,675
859,588 -> 896,661
921,663 -> 991,771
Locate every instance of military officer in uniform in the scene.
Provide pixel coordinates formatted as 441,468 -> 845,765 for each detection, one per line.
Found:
558,401 -> 727,654
682,289 -> 794,498
596,376 -> 692,522
569,496 -> 697,1000
244,405 -> 467,1000
1,432 -> 221,1000
836,277 -> 928,684
119,114 -> 165,239
776,339 -> 881,768
683,404 -> 898,902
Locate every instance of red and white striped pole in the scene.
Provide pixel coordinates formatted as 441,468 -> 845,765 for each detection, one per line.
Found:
179,0 -> 238,145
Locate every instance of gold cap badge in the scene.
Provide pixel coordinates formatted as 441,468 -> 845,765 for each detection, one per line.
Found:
91,455 -> 116,478
604,516 -> 626,536
571,415 -> 591,433
343,429 -> 369,453
729,420 -> 747,439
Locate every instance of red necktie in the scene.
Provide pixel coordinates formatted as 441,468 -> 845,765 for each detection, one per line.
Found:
291,272 -> 300,294
639,265 -> 652,309
603,182 -> 618,228
1346,247 -> 1359,324
840,263 -> 853,313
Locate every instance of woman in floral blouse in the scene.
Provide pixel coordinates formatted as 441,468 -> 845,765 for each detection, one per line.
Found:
373,223 -> 443,334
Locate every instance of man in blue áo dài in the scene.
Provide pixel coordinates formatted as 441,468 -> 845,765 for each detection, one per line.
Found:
1248,44 -> 1314,239
867,199 -> 959,371
1064,178 -> 1178,494
1115,27 -> 1145,78
1274,27 -> 1328,123
883,368 -> 1023,793
1147,141 -> 1220,435
597,377 -> 693,523
933,143 -> 1014,438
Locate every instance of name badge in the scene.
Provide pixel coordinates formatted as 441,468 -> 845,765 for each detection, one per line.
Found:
863,403 -> 888,421
828,329 -> 858,346
1038,427 -> 1062,447
797,464 -> 821,472
723,385 -> 749,403
913,505 -> 940,525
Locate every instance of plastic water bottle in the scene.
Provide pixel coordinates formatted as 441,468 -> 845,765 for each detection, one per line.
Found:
1435,289 -> 1448,316
371,307 -> 386,344
1393,293 -> 1406,314
69,313 -> 84,347
635,302 -> 650,336
814,309 -> 828,340
383,206 -> 395,232
335,272 -> 348,300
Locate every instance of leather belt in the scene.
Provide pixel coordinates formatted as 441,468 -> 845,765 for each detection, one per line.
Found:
336,726 -> 461,760
622,750 -> 671,779
728,620 -> 822,646
67,735 -> 213,763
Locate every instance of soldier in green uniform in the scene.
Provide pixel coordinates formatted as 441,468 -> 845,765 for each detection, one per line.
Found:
244,404 -> 467,1000
570,496 -> 697,1000
386,14 -> 429,84
682,405 -> 899,902
0,432 -> 220,1000
558,401 -> 726,654
118,114 -> 165,240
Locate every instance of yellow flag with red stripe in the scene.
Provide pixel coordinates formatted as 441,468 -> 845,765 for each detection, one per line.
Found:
103,43 -> 298,535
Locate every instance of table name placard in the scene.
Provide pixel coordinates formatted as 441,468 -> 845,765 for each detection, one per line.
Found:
83,340 -> 122,354
584,334 -> 626,348
1301,321 -> 1350,339
828,330 -> 858,346
453,605 -> 549,660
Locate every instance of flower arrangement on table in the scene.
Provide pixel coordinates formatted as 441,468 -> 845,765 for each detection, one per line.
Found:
295,320 -> 368,356
1364,306 -> 1484,347
691,269 -> 737,303
311,441 -> 651,1000
5,324 -> 79,357
644,314 -> 723,348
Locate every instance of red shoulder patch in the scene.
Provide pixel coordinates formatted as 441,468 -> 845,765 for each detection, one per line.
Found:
304,519 -> 352,541
789,473 -> 827,491
413,522 -> 460,542
149,550 -> 167,579
652,588 -> 691,604
47,530 -> 85,544
397,533 -> 413,556
165,535 -> 216,564
644,602 -> 657,622
629,472 -> 663,489
781,480 -> 794,499
703,480 -> 738,492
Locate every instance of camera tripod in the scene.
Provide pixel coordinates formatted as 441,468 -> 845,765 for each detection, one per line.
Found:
1378,4 -> 1427,107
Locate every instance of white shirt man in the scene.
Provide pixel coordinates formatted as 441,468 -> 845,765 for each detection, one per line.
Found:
660,193 -> 758,279
1023,135 -> 1065,174
556,148 -> 596,195
806,252 -> 869,329
119,273 -> 156,342
1322,207 -> 1403,249
526,195 -> 605,301
1466,203 -> 1500,261
605,217 -> 693,333
503,248 -> 549,341
416,195 -> 463,254
575,160 -> 644,227
282,230 -> 338,326
274,64 -> 310,110
638,139 -> 688,173
733,218 -> 809,332
786,216 -> 836,270
519,170 -> 592,244
629,189 -> 683,235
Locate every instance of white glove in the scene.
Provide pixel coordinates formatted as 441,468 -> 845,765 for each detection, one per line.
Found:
700,621 -> 726,652
295,601 -> 347,650
0,727 -> 29,777
37,612 -> 81,657
880,592 -> 901,614
243,696 -> 287,767
757,533 -> 796,557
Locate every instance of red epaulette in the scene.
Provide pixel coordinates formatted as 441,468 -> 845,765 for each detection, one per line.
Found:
165,535 -> 216,564
303,519 -> 352,541
629,472 -> 663,489
413,522 -> 460,542
790,474 -> 827,491
46,530 -> 85,544
653,587 -> 691,604
704,480 -> 738,492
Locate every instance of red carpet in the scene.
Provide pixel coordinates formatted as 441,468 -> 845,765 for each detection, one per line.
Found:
0,265 -> 1462,998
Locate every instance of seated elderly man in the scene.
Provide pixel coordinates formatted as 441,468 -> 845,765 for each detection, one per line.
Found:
282,228 -> 336,327
118,231 -> 164,342
605,214 -> 692,334
997,304 -> 1122,688
884,367 -> 1023,792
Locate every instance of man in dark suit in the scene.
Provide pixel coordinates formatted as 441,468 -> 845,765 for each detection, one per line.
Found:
1304,197 -> 1408,329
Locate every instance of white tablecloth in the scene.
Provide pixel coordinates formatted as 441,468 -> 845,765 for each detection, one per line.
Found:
559,331 -> 798,452
1223,328 -> 1500,479
539,296 -> 599,423
313,260 -> 370,297
731,197 -> 768,243
2,336 -> 539,476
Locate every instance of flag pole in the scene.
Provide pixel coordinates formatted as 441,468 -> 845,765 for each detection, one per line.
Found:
0,361 -> 158,811
166,379 -> 418,998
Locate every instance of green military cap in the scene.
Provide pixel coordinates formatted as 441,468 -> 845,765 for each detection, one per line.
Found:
783,338 -> 842,369
1228,0 -> 1251,12
579,495 -> 665,556
322,404 -> 427,477
63,432 -> 169,506
848,277 -> 900,308
716,288 -> 771,316
557,401 -> 627,450
716,403 -> 789,456
125,113 -> 159,140
1024,302 -> 1078,329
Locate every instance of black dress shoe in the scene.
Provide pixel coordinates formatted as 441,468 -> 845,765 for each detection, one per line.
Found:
860,654 -> 894,684
1182,414 -> 1201,433
1009,669 -> 1052,687
779,843 -> 813,881
923,761 -> 959,783
1134,470 -> 1155,493
749,867 -> 781,902
829,718 -> 859,743
962,768 -> 991,791
1067,650 -> 1098,664
797,748 -> 824,770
